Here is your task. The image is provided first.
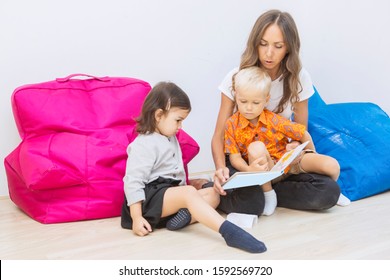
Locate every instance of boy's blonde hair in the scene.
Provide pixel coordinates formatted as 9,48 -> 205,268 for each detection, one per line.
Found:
233,66 -> 271,99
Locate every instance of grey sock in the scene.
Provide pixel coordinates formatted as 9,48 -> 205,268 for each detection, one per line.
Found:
219,220 -> 267,253
166,208 -> 191,231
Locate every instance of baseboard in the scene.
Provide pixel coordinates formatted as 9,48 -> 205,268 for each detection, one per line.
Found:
189,170 -> 214,181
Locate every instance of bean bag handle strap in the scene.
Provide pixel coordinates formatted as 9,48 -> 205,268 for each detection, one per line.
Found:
56,74 -> 110,82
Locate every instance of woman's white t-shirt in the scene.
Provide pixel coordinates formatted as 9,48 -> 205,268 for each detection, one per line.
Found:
218,67 -> 315,120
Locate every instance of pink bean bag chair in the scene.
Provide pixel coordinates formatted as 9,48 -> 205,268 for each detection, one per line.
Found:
4,74 -> 200,223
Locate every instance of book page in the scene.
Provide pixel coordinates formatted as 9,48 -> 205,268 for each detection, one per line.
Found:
271,141 -> 309,171
222,141 -> 309,190
222,170 -> 282,190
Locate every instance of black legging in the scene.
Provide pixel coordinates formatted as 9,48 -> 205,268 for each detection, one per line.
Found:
217,156 -> 340,216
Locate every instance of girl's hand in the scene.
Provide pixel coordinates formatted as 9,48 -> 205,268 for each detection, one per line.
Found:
213,167 -> 230,195
132,216 -> 152,237
189,178 -> 209,190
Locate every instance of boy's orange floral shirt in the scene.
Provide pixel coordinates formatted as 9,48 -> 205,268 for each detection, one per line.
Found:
224,109 -> 306,162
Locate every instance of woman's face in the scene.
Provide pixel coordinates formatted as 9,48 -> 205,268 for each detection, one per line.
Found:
257,24 -> 288,79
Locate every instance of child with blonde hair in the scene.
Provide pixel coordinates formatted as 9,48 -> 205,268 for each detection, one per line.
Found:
225,67 -> 350,216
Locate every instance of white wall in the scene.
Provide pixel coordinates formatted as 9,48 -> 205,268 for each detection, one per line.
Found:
1,0 -> 389,196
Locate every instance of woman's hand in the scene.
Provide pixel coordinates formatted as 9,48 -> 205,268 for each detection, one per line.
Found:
213,167 -> 230,195
132,216 -> 152,237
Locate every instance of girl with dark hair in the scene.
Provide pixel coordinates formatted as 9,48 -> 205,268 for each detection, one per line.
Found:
121,81 -> 267,253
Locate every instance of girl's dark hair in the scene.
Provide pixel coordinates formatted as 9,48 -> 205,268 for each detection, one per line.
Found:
136,81 -> 191,134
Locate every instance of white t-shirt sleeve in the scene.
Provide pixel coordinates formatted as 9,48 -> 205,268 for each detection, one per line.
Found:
298,67 -> 315,101
218,67 -> 239,101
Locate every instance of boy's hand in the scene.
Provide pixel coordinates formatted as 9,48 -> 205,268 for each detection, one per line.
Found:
286,141 -> 303,165
249,156 -> 269,172
286,141 -> 300,151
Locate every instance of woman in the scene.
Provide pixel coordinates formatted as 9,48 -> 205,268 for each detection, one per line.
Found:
211,9 -> 343,216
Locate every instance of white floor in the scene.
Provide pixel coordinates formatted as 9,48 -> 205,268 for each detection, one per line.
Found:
1,190 -> 390,260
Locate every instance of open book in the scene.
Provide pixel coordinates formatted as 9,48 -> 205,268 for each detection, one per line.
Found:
222,141 -> 309,190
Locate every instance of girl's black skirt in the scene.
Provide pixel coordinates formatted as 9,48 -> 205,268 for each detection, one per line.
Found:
121,177 -> 182,230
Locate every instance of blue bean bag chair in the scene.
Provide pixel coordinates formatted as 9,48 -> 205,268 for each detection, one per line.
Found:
308,88 -> 390,201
